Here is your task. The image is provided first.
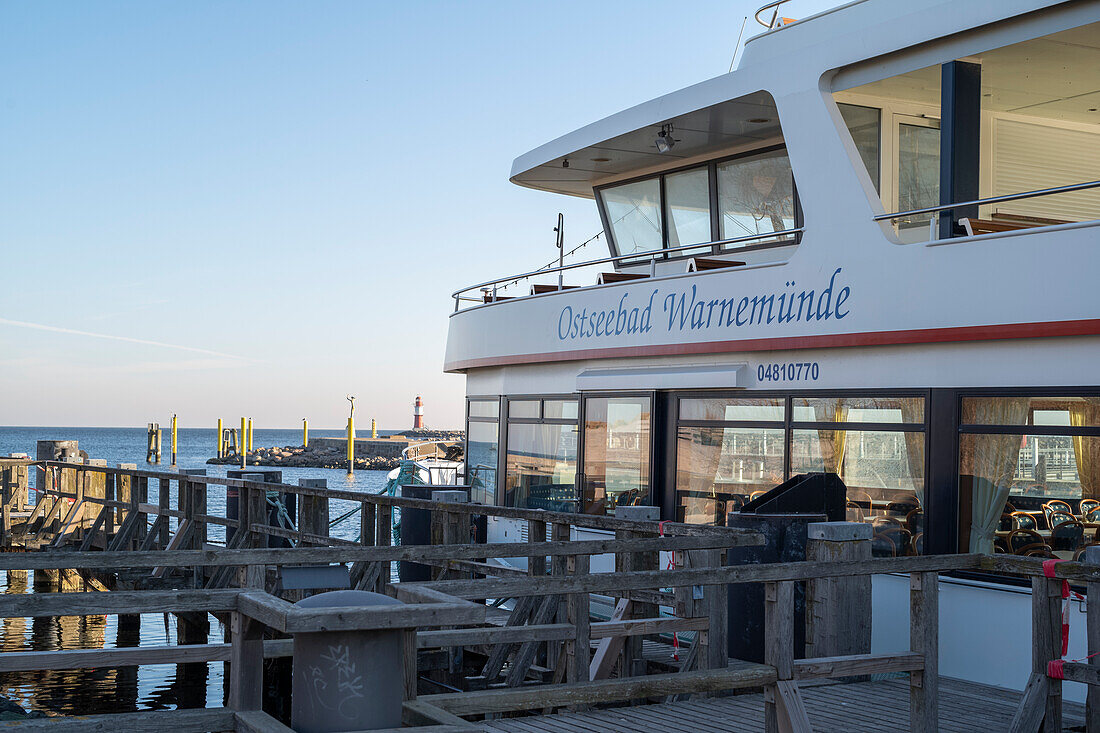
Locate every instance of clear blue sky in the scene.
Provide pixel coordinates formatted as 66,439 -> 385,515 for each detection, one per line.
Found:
0,0 -> 839,430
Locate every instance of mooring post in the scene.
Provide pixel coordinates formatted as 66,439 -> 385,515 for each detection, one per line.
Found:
805,522 -> 872,663
302,418 -> 309,448
910,571 -> 940,732
217,418 -> 224,459
290,591 -> 411,731
170,414 -> 178,467
240,417 -> 247,468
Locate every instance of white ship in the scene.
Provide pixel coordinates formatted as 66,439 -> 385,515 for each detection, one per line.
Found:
445,0 -> 1100,701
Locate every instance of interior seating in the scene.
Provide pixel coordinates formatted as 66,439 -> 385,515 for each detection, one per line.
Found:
1011,511 -> 1037,530
905,508 -> 924,535
1081,499 -> 1100,516
871,532 -> 897,557
1050,520 -> 1085,551
1048,510 -> 1076,528
1008,528 -> 1046,554
1085,507 -> 1100,523
846,500 -> 865,523
1045,499 -> 1073,517
1074,543 -> 1100,561
596,271 -> 649,285
959,212 -> 1071,237
686,257 -> 746,272
482,293 -> 514,303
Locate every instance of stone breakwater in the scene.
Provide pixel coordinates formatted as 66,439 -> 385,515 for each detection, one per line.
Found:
206,429 -> 464,471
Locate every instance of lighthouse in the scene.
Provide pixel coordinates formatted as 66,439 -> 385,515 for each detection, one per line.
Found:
413,395 -> 424,429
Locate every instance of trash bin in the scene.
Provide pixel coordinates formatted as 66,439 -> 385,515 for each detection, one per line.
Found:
291,590 -> 407,732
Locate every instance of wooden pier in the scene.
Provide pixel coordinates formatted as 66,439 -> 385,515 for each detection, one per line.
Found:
0,458 -> 1099,731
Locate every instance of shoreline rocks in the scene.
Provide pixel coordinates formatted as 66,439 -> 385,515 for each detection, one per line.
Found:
207,429 -> 464,471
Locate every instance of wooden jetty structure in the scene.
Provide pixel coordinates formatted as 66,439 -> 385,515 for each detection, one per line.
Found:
0,457 -> 1099,731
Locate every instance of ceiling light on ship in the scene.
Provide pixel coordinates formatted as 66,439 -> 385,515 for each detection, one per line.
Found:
655,124 -> 676,153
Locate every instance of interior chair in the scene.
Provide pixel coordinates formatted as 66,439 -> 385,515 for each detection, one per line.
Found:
1085,507 -> 1100,523
1044,500 -> 1073,524
1081,500 -> 1100,516
871,532 -> 897,557
1073,543 -> 1100,561
905,508 -> 924,535
846,500 -> 865,523
1011,512 -> 1038,530
1048,510 -> 1076,528
1008,528 -> 1047,554
1050,520 -> 1085,552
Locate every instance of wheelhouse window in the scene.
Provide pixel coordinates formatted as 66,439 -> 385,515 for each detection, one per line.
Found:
582,396 -> 652,515
717,149 -> 795,246
958,395 -> 1100,559
601,179 -> 663,256
504,398 -> 579,512
596,148 -> 800,260
465,398 -> 500,506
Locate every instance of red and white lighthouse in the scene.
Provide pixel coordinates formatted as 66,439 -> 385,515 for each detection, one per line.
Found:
413,395 -> 424,429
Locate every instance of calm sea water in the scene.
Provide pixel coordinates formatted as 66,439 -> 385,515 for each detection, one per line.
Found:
0,426 -> 396,717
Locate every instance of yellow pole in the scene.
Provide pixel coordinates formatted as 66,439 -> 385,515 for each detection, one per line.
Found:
302,418 -> 308,447
347,416 -> 355,475
156,428 -> 162,463
170,414 -> 178,466
217,418 -> 223,458
240,417 -> 247,468
247,418 -> 253,452
371,418 -> 377,439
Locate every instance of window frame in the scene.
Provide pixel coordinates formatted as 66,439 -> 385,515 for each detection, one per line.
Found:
595,143 -> 803,264
465,395 -> 503,506
501,394 -> 582,510
580,391 -> 658,513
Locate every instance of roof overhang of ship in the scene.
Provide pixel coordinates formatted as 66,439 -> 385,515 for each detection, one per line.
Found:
509,86 -> 783,198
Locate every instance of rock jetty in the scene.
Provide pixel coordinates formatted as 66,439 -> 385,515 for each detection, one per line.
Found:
207,429 -> 464,471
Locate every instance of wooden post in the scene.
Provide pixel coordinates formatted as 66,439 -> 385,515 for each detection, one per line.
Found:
1035,574 -> 1064,731
135,476 -> 149,549
549,522 -> 570,676
103,472 -> 116,538
910,571 -> 939,732
528,520 -> 547,578
704,548 -> 729,671
297,479 -> 329,546
567,553 -> 591,685
158,478 -> 171,547
806,522 -> 872,662
228,610 -> 264,711
1,466 -> 11,546
1087,546 -> 1100,733
764,580 -> 794,733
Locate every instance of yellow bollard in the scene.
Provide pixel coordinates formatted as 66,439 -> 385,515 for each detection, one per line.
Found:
371,418 -> 377,439
302,418 -> 309,447
347,416 -> 355,475
171,414 -> 178,466
217,418 -> 224,458
240,417 -> 247,468
247,418 -> 253,452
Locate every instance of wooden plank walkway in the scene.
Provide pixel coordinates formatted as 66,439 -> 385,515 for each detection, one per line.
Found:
480,676 -> 1087,732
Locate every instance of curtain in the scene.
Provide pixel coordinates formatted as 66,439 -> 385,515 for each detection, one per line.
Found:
899,399 -> 927,507
831,401 -> 848,478
961,397 -> 1029,553
1070,398 -> 1100,500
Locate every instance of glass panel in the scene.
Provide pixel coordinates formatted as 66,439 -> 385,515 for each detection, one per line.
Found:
467,399 -> 499,420
466,421 -> 498,506
583,397 -> 651,515
601,178 -> 663,255
792,396 -> 924,424
504,423 -> 578,512
543,400 -> 578,421
666,167 -> 712,255
675,426 -> 785,525
508,400 -> 540,419
717,149 -> 795,245
897,122 -> 940,243
959,433 -> 1100,557
680,397 -> 785,422
838,103 -> 881,192
961,396 -> 1100,427
791,428 -> 925,556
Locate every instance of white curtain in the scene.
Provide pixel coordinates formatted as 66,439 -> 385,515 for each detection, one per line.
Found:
969,477 -> 1011,553
961,397 -> 1029,553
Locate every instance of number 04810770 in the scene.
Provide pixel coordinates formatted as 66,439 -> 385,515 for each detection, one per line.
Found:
757,362 -> 819,382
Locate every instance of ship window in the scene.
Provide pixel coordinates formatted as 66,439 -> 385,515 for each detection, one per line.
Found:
544,400 -> 579,421
957,395 -> 1100,557
666,167 -> 713,255
792,396 -> 924,424
465,398 -> 500,506
834,21 -> 1100,242
508,400 -> 541,419
582,396 -> 652,516
602,178 -> 663,256
838,103 -> 881,193
680,397 -> 785,422
717,149 -> 795,246
504,422 -> 578,513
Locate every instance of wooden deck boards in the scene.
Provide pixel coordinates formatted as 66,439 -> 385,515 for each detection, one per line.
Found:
481,676 -> 1087,732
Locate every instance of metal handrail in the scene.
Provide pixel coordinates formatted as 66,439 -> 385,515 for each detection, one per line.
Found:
451,227 -> 804,310
873,180 -> 1100,222
754,0 -> 792,29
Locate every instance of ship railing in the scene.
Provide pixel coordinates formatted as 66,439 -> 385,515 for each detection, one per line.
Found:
754,0 -> 793,29
874,179 -> 1100,241
451,226 -> 803,312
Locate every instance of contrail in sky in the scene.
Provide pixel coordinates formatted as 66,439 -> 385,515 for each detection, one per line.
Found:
0,317 -> 248,360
